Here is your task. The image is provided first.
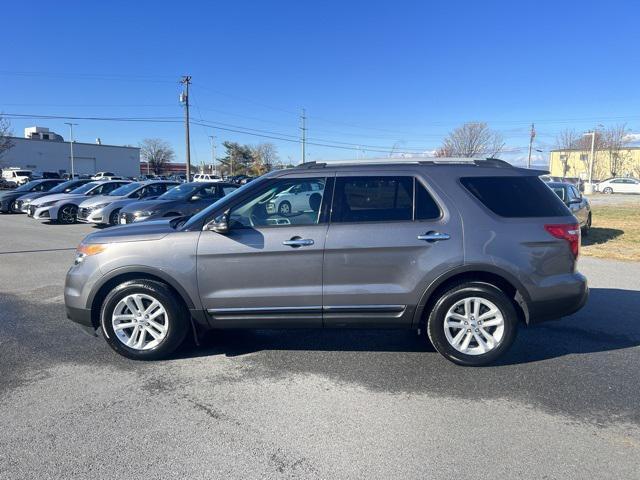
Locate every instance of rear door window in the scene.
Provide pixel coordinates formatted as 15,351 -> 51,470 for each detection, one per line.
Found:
461,176 -> 569,217
332,176 -> 440,223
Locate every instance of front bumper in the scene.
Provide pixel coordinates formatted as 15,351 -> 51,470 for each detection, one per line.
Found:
526,272 -> 589,324
77,207 -> 107,224
32,206 -> 52,219
66,305 -> 98,336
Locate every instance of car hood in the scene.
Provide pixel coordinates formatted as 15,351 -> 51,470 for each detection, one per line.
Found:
78,195 -> 125,208
16,191 -> 56,202
0,190 -> 25,201
83,219 -> 175,244
120,198 -> 178,213
31,192 -> 86,206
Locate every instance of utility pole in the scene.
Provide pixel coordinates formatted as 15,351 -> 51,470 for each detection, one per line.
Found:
527,123 -> 536,169
300,108 -> 307,163
209,134 -> 216,176
64,122 -> 78,178
180,75 -> 192,181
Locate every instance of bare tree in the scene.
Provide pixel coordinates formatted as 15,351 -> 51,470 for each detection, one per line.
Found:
602,124 -> 631,177
0,115 -> 14,166
435,122 -> 504,158
251,143 -> 279,174
139,138 -> 175,175
555,129 -> 580,177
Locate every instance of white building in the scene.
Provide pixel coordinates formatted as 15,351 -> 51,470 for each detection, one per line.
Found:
2,127 -> 140,177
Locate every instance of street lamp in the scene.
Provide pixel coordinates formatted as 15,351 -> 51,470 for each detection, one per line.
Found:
582,124 -> 604,194
64,122 -> 78,178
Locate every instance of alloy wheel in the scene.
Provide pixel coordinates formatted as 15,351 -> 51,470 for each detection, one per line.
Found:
60,205 -> 77,224
443,296 -> 505,355
111,293 -> 169,350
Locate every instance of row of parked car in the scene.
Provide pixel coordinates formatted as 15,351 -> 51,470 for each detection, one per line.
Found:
0,178 -> 240,226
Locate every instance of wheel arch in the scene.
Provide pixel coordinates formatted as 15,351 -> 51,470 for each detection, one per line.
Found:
412,266 -> 531,328
87,266 -> 196,329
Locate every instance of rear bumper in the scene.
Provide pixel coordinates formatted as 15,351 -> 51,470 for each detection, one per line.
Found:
526,272 -> 589,324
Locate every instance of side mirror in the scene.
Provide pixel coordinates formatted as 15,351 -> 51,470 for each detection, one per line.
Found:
569,198 -> 582,205
204,210 -> 230,234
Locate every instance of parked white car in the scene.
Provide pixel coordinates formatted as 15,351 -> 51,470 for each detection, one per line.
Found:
29,180 -> 130,224
596,177 -> 640,194
193,174 -> 221,182
91,171 -> 116,180
2,168 -> 32,186
266,179 -> 325,215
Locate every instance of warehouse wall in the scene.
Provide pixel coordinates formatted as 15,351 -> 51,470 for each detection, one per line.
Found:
2,137 -> 140,177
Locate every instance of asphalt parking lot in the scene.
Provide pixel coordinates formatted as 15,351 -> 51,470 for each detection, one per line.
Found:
1,214 -> 639,479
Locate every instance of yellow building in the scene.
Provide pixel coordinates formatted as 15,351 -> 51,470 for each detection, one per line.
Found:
549,147 -> 640,181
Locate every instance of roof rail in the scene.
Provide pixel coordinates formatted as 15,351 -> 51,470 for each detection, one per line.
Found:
292,157 -> 513,168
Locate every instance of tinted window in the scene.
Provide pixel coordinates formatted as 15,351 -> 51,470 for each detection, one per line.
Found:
551,186 -> 566,201
228,177 -> 326,228
332,176 -> 413,223
461,176 -> 569,217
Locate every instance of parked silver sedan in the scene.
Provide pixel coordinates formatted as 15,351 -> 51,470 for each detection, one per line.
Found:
77,181 -> 179,226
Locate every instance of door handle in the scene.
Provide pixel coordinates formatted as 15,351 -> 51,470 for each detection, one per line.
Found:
417,231 -> 451,243
283,238 -> 314,247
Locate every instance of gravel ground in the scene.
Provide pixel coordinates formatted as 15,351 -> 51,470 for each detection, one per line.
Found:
1,214 -> 639,479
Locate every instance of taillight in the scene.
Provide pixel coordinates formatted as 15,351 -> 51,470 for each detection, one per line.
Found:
544,223 -> 580,258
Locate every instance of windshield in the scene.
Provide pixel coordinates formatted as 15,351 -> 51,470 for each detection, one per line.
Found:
182,178 -> 266,230
70,182 -> 100,194
49,180 -> 81,193
15,181 -> 39,192
108,182 -> 142,196
158,183 -> 201,200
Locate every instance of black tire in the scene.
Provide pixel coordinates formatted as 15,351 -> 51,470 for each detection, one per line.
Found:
603,187 -> 613,194
278,201 -> 292,216
10,200 -> 21,213
581,213 -> 592,237
426,282 -> 518,366
57,204 -> 78,224
108,208 -> 121,226
100,279 -> 189,360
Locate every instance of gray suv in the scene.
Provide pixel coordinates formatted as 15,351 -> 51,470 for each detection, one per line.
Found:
65,159 -> 588,366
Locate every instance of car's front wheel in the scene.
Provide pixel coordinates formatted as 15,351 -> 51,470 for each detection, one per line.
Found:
108,209 -> 121,225
603,187 -> 613,194
57,204 -> 78,224
278,201 -> 291,216
427,282 -> 518,366
100,280 -> 189,360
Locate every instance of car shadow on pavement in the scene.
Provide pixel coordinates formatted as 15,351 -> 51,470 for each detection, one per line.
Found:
582,228 -> 624,246
178,287 -> 640,364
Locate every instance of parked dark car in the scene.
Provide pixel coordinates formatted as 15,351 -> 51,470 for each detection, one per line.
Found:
0,179 -> 65,213
16,179 -> 94,213
547,181 -> 591,234
118,181 -> 239,224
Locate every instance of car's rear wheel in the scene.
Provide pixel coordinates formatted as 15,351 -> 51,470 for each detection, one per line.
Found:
10,200 -> 21,213
603,187 -> 613,194
57,204 -> 78,224
100,280 -> 189,360
427,282 -> 518,366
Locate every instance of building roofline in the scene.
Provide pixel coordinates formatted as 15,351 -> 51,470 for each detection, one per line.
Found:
8,136 -> 140,151
550,146 -> 640,152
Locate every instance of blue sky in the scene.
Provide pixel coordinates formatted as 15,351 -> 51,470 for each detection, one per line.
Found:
2,0 -> 639,166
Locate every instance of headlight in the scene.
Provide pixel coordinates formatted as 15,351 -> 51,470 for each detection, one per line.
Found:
91,203 -> 110,210
74,243 -> 108,265
134,210 -> 157,218
22,199 -> 31,206
39,200 -> 59,207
